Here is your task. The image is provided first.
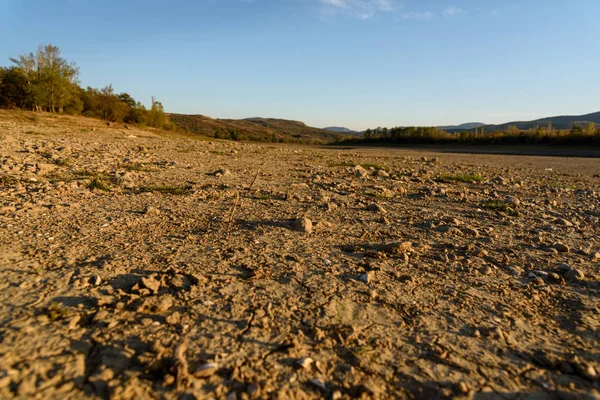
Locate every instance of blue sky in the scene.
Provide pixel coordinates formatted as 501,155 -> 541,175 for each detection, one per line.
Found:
1,0 -> 599,130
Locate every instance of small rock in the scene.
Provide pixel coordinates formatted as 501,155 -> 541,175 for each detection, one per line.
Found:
381,241 -> 412,254
480,266 -> 493,275
89,275 -> 102,286
564,268 -> 585,281
436,225 -> 462,235
141,276 -> 161,292
194,363 -> 219,378
554,218 -> 573,227
552,243 -> 570,253
374,169 -> 389,178
214,169 -> 231,177
463,227 -> 479,237
367,203 -> 386,213
168,274 -> 192,291
297,358 -> 314,369
143,206 -> 160,215
583,364 -> 597,379
558,263 -> 571,271
506,196 -> 520,206
138,296 -> 173,313
166,311 -> 181,325
309,378 -> 326,391
457,382 -> 469,394
353,165 -> 368,178
68,315 -> 81,330
292,217 -> 312,234
360,272 -> 373,284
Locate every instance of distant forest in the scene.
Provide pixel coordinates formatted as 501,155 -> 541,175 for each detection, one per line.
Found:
0,44 -> 172,129
338,123 -> 600,146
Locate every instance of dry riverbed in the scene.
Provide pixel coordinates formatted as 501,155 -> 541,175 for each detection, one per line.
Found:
0,112 -> 599,399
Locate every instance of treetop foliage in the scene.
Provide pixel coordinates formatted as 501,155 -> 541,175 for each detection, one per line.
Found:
0,43 -> 172,129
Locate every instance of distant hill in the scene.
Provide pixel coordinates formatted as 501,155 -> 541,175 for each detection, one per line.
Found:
481,111 -> 600,131
439,122 -> 485,130
168,114 -> 347,144
324,126 -> 358,133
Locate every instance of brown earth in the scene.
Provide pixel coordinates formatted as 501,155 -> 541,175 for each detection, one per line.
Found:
0,111 -> 599,399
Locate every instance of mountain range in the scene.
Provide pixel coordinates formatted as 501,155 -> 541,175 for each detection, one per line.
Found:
168,110 -> 600,143
475,111 -> 600,132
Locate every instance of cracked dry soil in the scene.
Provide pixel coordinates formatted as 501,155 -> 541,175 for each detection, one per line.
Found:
0,112 -> 599,399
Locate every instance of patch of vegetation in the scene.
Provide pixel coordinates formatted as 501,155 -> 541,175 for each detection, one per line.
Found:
39,151 -> 71,166
45,303 -> 69,320
480,199 -> 516,214
123,162 -> 156,172
364,190 -> 390,198
86,177 -> 110,191
138,184 -> 193,195
0,175 -> 18,186
25,130 -> 44,135
360,163 -> 389,171
436,173 -> 485,183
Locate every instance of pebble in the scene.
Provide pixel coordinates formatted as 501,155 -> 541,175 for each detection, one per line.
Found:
214,169 -> 231,177
463,227 -> 479,237
558,263 -> 571,271
374,169 -> 389,178
194,363 -> 219,378
360,272 -> 372,284
564,268 -> 585,281
309,378 -> 326,390
554,218 -> 574,227
166,311 -> 181,325
584,364 -> 597,379
141,276 -> 161,292
297,358 -> 314,369
505,196 -> 520,206
480,266 -> 493,275
436,225 -> 462,235
381,241 -> 412,254
143,206 -> 160,215
168,274 -> 192,291
292,217 -> 312,234
353,165 -> 368,178
552,243 -> 570,253
89,275 -> 102,286
367,203 -> 386,213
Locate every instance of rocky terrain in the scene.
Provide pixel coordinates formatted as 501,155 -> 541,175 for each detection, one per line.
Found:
0,111 -> 599,399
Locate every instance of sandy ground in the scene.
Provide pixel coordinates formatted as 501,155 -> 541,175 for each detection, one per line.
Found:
0,112 -> 599,399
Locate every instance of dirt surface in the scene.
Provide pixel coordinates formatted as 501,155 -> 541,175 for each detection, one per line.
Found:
1,111 -> 599,399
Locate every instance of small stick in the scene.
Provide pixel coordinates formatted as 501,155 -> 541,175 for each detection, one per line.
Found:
224,192 -> 241,238
175,336 -> 190,391
248,168 -> 261,191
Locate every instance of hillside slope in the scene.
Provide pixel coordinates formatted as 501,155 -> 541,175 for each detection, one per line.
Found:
168,113 -> 343,144
483,111 -> 600,131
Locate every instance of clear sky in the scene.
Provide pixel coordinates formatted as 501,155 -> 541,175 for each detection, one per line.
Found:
1,0 -> 599,130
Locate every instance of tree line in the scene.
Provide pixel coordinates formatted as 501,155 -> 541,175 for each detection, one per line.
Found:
341,123 -> 600,146
0,44 -> 172,129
